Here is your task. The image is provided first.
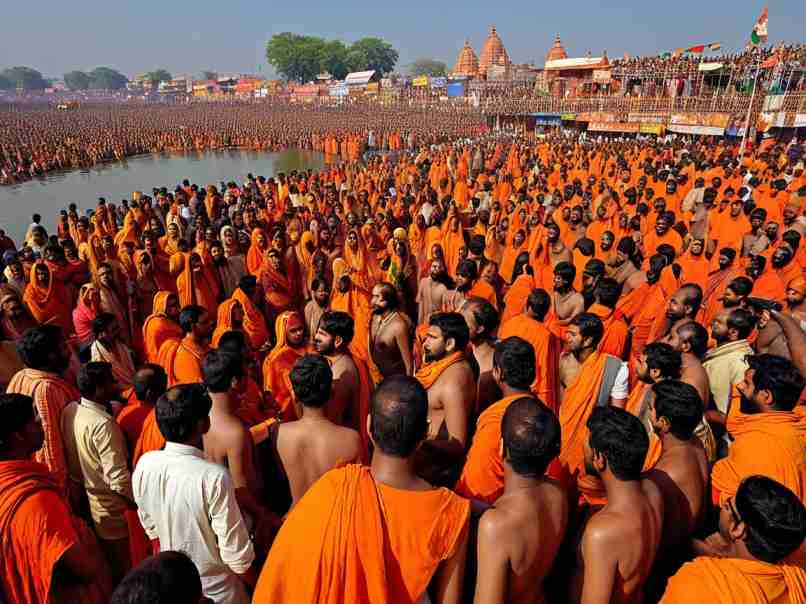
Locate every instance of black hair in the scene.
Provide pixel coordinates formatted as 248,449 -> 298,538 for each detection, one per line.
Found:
91,312 -> 117,338
727,276 -> 754,297
493,337 -> 536,390
587,406 -> 648,481
512,251 -> 533,278
526,288 -> 550,320
594,277 -> 621,308
319,311 -> 355,346
502,397 -> 560,477
575,237 -> 595,257
202,349 -> 244,393
238,275 -> 258,295
0,393 -> 35,452
465,297 -> 500,339
676,321 -> 709,358
429,312 -> 470,351
643,342 -> 682,380
370,375 -> 429,457
727,308 -> 757,340
553,261 -> 576,285
457,259 -> 478,280
156,384 -> 212,443
16,324 -> 64,370
110,550 -> 203,604
720,247 -> 737,262
678,283 -> 703,317
133,364 -> 168,401
652,380 -> 702,440
290,354 -> 333,408
375,282 -> 400,311
217,331 -> 247,354
735,475 -> 806,564
570,312 -> 604,349
77,362 -> 114,399
746,354 -> 805,412
468,234 -> 486,256
178,305 -> 206,334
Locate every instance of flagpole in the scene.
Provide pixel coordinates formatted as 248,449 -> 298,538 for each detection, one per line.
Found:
739,55 -> 761,163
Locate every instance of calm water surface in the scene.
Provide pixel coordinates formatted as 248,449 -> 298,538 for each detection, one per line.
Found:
0,149 -> 326,243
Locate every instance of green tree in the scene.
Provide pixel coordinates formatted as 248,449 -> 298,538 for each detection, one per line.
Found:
318,40 -> 349,80
266,32 -> 327,82
409,58 -> 448,77
0,74 -> 12,90
0,66 -> 48,90
346,37 -> 398,75
64,70 -> 91,91
88,67 -> 128,90
144,69 -> 172,85
201,70 -> 218,80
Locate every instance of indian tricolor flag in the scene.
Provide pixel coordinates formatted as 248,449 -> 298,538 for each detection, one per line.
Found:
750,6 -> 768,46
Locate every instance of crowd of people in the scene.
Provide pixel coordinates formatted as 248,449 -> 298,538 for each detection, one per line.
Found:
0,101 -> 487,183
0,127 -> 805,604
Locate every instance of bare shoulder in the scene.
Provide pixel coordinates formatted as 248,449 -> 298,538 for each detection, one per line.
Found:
444,359 -> 476,386
581,510 -> 623,551
478,505 -> 512,545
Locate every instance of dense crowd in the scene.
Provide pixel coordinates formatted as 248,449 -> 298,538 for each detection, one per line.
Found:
0,123 -> 805,604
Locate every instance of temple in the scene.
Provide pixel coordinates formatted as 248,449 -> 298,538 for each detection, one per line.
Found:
452,40 -> 480,79
478,26 -> 511,79
541,34 -> 611,96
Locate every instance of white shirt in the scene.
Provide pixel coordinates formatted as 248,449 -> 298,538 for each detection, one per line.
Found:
133,442 -> 255,604
611,362 -> 630,400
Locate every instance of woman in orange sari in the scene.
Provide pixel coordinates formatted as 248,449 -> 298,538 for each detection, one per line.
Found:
343,228 -> 379,295
142,291 -> 182,363
176,252 -> 219,312
211,299 -> 244,347
158,221 -> 183,257
246,228 -> 269,275
259,248 -> 295,325
23,261 -> 72,335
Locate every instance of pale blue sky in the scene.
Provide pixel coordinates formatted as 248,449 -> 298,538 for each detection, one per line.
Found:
1,1 -> 801,79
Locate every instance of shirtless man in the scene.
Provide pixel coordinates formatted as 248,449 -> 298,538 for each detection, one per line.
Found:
303,278 -> 329,345
552,262 -> 585,327
659,284 -> 704,341
741,208 -> 769,258
609,237 -> 643,295
572,407 -> 664,603
544,222 -> 573,267
313,311 -> 360,426
417,258 -> 451,325
275,354 -> 361,506
369,282 -> 413,378
416,312 -> 477,486
474,398 -> 567,604
459,297 -> 501,413
202,349 -> 278,554
443,259 -> 478,312
645,380 -> 709,549
666,321 -> 711,407
785,276 -> 806,330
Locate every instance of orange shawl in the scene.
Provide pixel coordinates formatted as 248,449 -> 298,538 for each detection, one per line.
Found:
246,228 -> 268,275
176,253 -> 218,312
253,465 -> 469,604
263,311 -> 306,421
211,298 -> 242,348
415,350 -> 465,390
499,315 -> 559,413
588,303 -> 630,359
142,291 -> 182,363
23,261 -> 72,334
501,273 -> 536,325
662,557 -> 806,604
230,288 -> 269,350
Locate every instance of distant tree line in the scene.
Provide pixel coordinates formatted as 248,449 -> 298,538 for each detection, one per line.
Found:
266,33 -> 398,82
0,66 -> 179,92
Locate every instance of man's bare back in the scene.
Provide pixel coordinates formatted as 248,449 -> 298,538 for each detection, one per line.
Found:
328,352 -> 359,426
548,243 -> 573,268
473,341 -> 501,414
573,480 -> 664,603
553,290 -> 584,323
646,441 -> 708,548
475,480 -> 568,603
276,417 -> 361,506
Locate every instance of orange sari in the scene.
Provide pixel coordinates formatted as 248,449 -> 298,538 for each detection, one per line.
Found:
211,299 -> 242,347
142,291 -> 182,363
176,253 -> 219,313
263,311 -> 306,421
23,261 -> 72,334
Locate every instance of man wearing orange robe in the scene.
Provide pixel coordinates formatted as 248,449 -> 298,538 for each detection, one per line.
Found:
661,476 -> 806,604
558,314 -> 627,504
701,249 -> 745,326
142,291 -> 182,363
642,212 -> 683,258
253,376 -> 470,604
498,289 -> 559,412
500,256 -> 535,324
748,254 -> 787,305
176,252 -> 219,313
677,238 -> 710,292
210,298 -> 244,347
6,325 -> 79,491
263,311 -> 307,421
157,305 -> 213,386
0,393 -> 111,604
588,277 -> 630,359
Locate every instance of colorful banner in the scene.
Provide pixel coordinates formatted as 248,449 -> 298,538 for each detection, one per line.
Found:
412,76 -> 429,87
628,112 -> 666,123
561,113 -> 577,121
640,123 -> 665,135
577,111 -> 617,123
534,114 -> 563,126
430,77 -> 447,89
446,82 -> 465,97
593,70 -> 612,83
589,121 -> 640,133
670,112 -> 730,128
667,124 -> 724,136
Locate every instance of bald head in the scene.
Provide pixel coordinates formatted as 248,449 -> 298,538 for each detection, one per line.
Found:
133,364 -> 168,403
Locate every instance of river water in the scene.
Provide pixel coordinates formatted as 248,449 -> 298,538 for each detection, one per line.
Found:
0,149 -> 326,244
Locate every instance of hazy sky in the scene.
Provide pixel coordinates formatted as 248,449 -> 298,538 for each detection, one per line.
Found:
1,1 -> 802,79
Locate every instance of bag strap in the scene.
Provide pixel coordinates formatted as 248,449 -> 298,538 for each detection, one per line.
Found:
596,355 -> 623,407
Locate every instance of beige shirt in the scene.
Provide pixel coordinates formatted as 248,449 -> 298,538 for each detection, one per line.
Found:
217,255 -> 247,299
62,398 -> 132,540
703,339 -> 753,414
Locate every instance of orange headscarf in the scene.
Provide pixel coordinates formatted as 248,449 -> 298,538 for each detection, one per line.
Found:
23,261 -> 72,334
247,228 -> 268,275
142,291 -> 182,363
211,299 -> 243,347
176,253 -> 218,312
